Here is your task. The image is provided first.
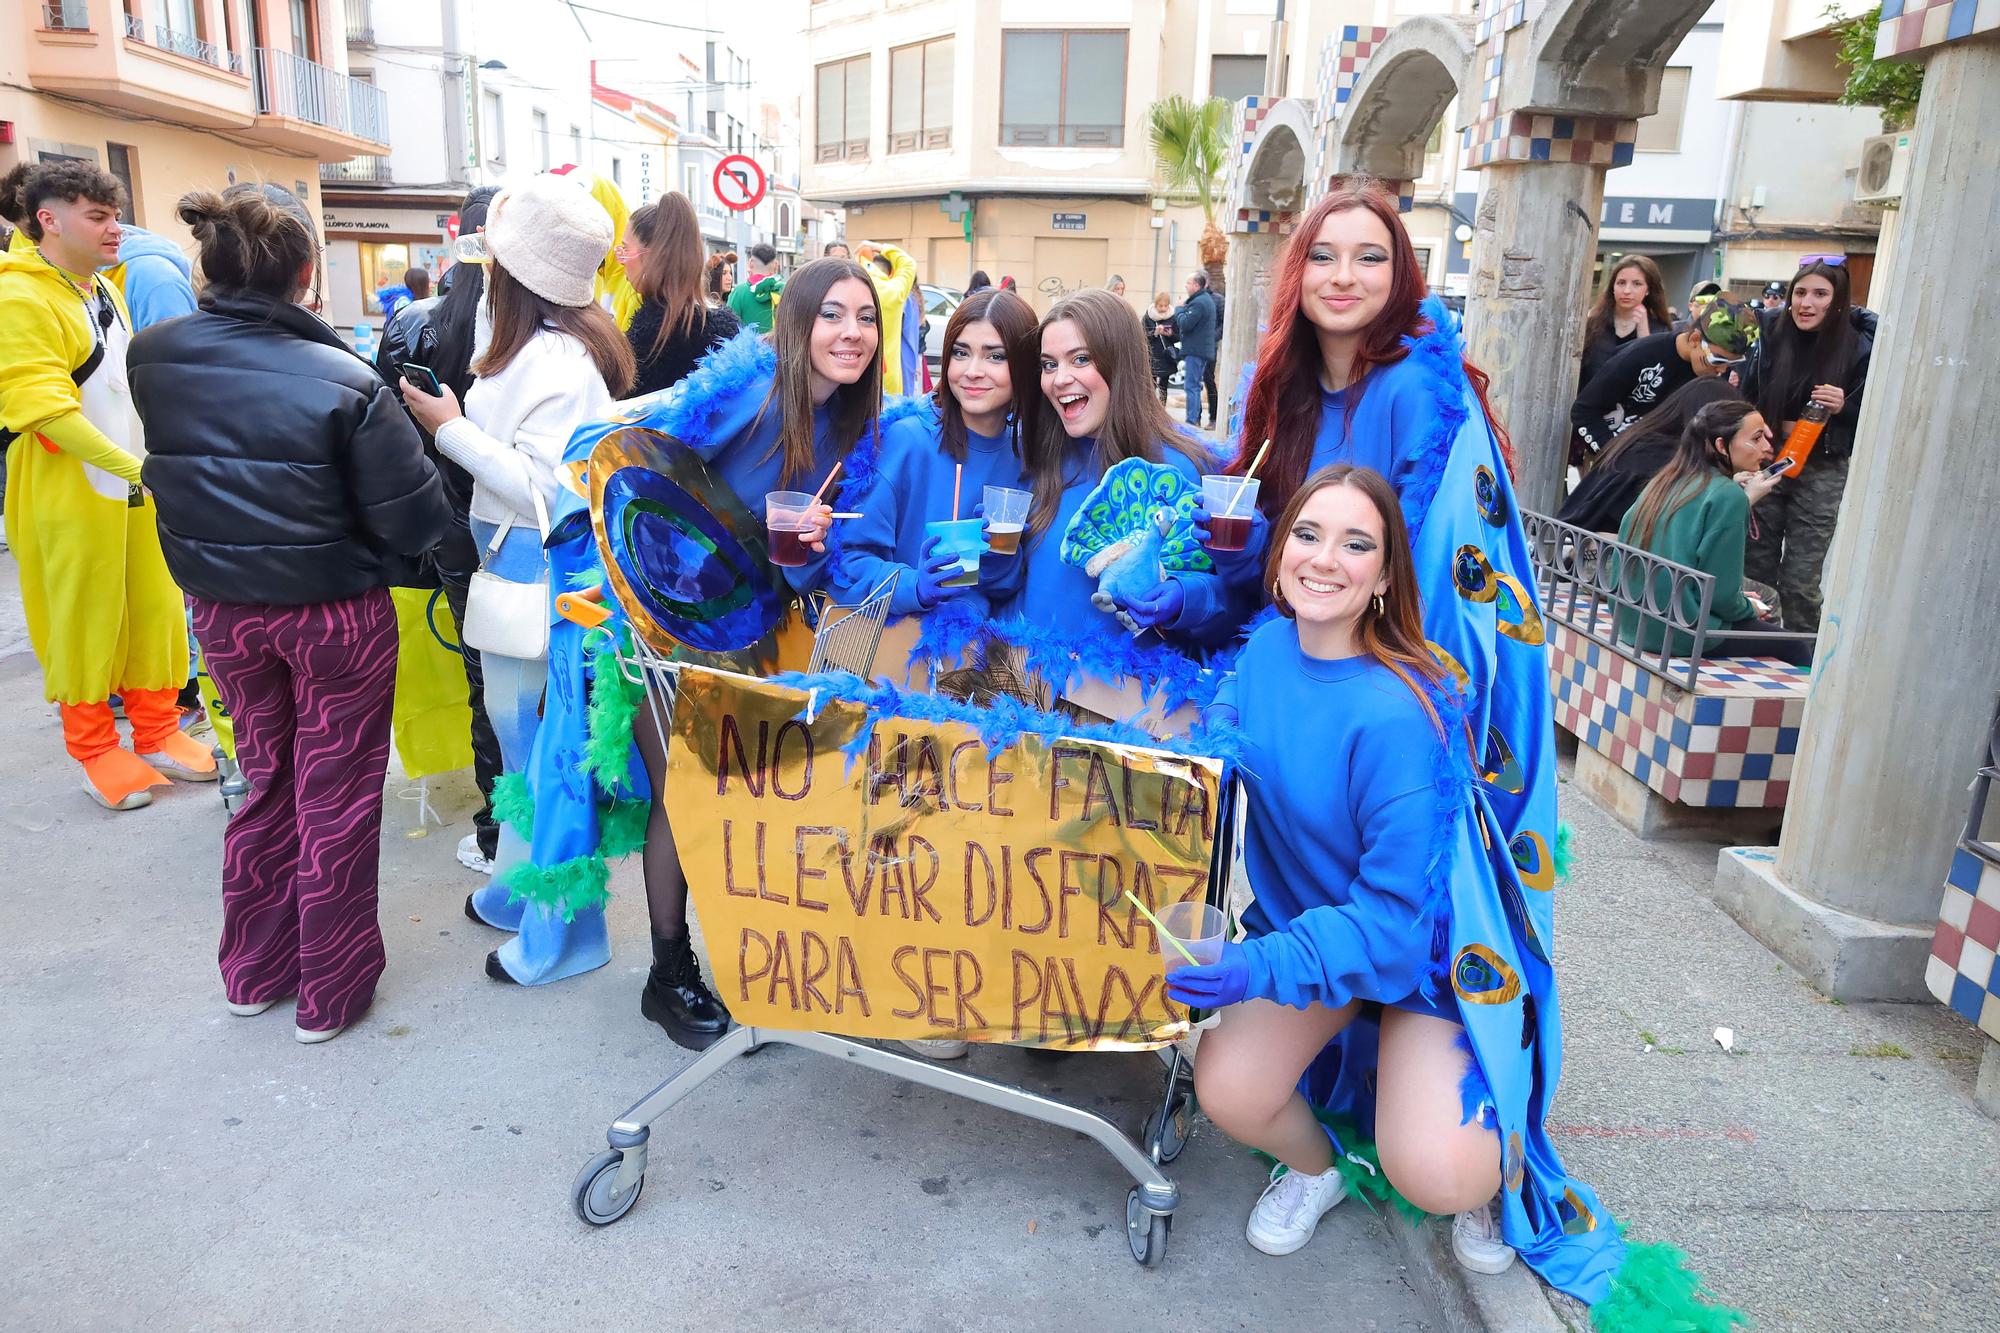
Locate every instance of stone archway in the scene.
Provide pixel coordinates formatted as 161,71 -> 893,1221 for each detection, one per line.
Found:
1213,97 -> 1316,428
1332,15 -> 1477,182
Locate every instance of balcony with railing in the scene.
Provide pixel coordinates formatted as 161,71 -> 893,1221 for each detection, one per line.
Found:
249,47 -> 390,155
320,155 -> 394,186
28,1 -> 256,129
344,0 -> 374,44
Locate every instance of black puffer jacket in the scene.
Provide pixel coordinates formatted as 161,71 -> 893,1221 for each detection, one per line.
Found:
130,288 -> 450,605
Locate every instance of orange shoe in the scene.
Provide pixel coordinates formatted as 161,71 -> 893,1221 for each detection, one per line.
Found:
79,748 -> 170,811
139,729 -> 220,783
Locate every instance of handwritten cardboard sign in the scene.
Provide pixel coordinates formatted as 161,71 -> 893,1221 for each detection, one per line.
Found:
666,667 -> 1223,1050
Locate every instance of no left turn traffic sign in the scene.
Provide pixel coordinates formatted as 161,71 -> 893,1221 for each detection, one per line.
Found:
713,154 -> 767,212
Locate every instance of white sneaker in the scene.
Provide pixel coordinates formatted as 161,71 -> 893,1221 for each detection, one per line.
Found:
1245,1161 -> 1348,1256
227,998 -> 278,1016
1452,1198 -> 1518,1275
892,1038 -> 969,1060
457,832 -> 495,876
296,1023 -> 347,1044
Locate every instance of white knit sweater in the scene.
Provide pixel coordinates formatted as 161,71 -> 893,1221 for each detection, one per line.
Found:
433,329 -> 612,530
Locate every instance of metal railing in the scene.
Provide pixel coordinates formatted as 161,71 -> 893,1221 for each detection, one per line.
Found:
319,155 -> 392,185
1523,509 -> 1816,693
39,2 -> 90,30
255,47 -> 389,145
156,24 -> 225,67
123,12 -> 144,39
1961,697 -> 2000,868
344,0 -> 373,43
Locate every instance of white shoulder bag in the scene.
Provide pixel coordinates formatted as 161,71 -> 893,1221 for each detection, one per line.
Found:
461,483 -> 551,661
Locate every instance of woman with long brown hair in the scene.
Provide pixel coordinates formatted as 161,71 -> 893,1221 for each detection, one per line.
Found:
1613,399 -> 1808,665
402,173 -> 634,987
1167,465 -> 1500,1260
985,287 -> 1226,641
831,286 -> 1038,623
1578,254 -> 1670,390
623,194 -> 740,399
1187,179 -> 1628,1300
624,254 -> 882,1047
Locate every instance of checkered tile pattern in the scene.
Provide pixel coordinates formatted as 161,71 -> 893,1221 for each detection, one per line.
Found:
1466,111 -> 1638,169
1235,208 -> 1298,235
1333,25 -> 1393,106
1311,35 -> 1339,200
1475,0 -> 1531,44
1223,96 -> 1275,221
1926,847 -> 2000,1042
1547,610 -> 1810,808
1875,0 -> 2000,57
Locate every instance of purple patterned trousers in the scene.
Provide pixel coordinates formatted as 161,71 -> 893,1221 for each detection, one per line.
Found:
191,590 -> 398,1033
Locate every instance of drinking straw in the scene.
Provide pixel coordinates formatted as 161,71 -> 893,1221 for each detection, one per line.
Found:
1123,890 -> 1200,966
952,463 -> 963,522
1222,438 -> 1272,520
809,459 -> 844,505
827,512 -> 864,520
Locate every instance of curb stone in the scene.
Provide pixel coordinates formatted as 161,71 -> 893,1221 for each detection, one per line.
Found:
1385,1208 -> 1585,1332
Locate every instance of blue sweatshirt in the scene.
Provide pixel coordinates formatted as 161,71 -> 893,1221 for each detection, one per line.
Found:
831,398 -> 1026,617
660,331 -> 851,596
112,226 -> 196,330
1208,617 -> 1444,1011
991,434 -> 1230,643
1219,353 -> 1442,614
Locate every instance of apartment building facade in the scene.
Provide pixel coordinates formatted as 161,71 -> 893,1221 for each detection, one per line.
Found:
4,0 -> 386,257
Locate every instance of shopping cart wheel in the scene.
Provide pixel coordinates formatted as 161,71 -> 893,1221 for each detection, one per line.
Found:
571,1149 -> 644,1226
1143,1091 -> 1192,1165
1125,1186 -> 1172,1268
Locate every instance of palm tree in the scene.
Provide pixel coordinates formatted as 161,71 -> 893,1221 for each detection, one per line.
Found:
1147,94 -> 1233,290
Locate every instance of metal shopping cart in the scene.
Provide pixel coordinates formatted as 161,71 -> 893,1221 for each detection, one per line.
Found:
566,577 -> 1232,1267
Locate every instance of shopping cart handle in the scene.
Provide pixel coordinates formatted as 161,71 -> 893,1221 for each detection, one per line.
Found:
556,585 -> 611,629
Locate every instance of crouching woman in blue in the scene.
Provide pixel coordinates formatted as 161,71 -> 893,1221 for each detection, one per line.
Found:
986,288 -> 1227,642
1171,465 -> 1508,1270
830,286 -> 1037,617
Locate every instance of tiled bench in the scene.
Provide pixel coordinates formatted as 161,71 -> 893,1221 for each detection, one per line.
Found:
1546,601 -> 1811,837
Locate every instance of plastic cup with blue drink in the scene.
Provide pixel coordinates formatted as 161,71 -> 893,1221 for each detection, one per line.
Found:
924,517 -> 987,588
982,485 -> 1032,555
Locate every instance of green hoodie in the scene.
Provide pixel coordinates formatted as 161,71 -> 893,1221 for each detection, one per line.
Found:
727,273 -> 782,334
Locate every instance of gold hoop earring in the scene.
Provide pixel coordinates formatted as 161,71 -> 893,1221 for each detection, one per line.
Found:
1271,580 -> 1288,611
1372,593 -> 1384,617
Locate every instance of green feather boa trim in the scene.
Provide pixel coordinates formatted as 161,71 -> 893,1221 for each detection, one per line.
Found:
492,770 -> 535,840
1555,820 -> 1577,884
498,850 -> 610,920
1593,1229 -> 1748,1332
600,795 -> 650,861
583,631 -> 644,795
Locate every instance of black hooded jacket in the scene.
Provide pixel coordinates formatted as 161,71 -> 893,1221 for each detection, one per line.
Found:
130,288 -> 450,604
1741,306 -> 1876,459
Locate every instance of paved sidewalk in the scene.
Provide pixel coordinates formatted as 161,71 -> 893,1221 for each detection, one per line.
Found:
0,628 -> 1430,1332
1545,758 -> 2000,1331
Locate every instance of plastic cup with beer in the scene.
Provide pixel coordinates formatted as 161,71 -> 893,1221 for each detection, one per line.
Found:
765,489 -> 818,567
982,485 -> 1032,555
1201,474 -> 1260,552
1154,900 -> 1227,969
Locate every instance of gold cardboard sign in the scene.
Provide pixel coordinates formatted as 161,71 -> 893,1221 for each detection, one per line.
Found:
666,667 -> 1223,1050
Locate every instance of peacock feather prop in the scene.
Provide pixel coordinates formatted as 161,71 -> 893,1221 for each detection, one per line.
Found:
1058,458 -> 1214,630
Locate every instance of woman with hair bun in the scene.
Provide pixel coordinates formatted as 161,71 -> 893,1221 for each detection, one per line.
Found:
129,182 -> 450,1043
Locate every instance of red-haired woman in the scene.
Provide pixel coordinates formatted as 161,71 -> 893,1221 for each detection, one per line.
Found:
1182,181 -> 1623,1302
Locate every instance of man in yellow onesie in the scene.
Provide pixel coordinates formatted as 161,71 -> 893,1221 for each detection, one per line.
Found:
852,241 -> 919,396
0,160 -> 213,809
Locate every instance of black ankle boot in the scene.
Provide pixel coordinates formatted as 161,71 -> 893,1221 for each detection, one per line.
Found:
641,928 -> 732,1050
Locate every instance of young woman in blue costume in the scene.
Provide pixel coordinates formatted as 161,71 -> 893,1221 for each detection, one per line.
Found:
1178,180 -> 1664,1311
1173,464 -> 1505,1264
830,286 -> 1037,618
627,255 -> 879,1046
983,288 -> 1228,645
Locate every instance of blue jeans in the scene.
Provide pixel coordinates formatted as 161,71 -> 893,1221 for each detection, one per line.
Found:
1182,356 -> 1210,426
465,515 -> 610,985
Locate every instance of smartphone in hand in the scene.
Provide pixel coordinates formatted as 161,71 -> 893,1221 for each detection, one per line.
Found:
401,362 -> 444,397
1761,456 -> 1796,477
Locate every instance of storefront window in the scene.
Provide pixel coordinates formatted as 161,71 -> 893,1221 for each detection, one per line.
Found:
358,241 -> 410,316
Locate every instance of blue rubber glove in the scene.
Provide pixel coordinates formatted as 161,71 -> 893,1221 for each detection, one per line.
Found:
1165,941 -> 1251,1009
1189,496 -> 1270,570
1119,578 -> 1185,630
914,533 -> 968,609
